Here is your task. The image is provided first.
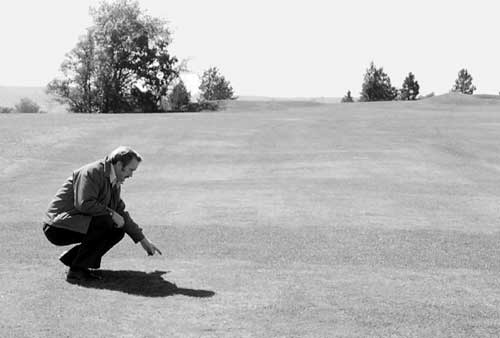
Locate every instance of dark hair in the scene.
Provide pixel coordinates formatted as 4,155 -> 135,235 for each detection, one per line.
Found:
109,146 -> 143,166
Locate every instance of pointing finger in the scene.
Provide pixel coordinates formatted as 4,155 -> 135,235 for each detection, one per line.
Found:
155,246 -> 163,255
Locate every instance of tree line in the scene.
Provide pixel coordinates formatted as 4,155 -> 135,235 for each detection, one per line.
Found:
342,62 -> 477,103
42,0 -> 486,113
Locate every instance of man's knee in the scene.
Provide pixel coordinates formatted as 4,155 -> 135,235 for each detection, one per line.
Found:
43,223 -> 84,246
112,228 -> 126,242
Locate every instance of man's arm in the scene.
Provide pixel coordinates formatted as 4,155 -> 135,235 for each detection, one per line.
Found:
111,206 -> 161,255
110,187 -> 161,255
110,198 -> 145,242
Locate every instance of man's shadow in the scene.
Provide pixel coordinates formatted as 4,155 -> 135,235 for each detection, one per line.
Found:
69,270 -> 215,298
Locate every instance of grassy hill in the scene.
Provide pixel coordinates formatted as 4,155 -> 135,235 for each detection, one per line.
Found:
0,86 -> 67,113
1,94 -> 500,337
421,92 -> 500,105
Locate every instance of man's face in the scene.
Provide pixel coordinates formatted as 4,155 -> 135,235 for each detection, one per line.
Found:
115,158 -> 140,184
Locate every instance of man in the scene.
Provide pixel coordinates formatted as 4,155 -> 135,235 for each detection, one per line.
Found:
43,146 -> 162,282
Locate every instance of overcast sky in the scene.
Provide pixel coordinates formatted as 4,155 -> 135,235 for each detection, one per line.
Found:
0,0 -> 499,97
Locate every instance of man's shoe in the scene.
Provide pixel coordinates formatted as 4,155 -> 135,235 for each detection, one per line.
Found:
66,268 -> 88,282
66,267 -> 102,282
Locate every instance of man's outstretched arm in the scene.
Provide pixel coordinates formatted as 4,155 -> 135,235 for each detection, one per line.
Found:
112,191 -> 161,255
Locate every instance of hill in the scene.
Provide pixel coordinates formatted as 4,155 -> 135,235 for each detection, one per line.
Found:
238,95 -> 340,103
2,98 -> 500,336
419,92 -> 500,106
221,98 -> 328,113
0,86 -> 67,113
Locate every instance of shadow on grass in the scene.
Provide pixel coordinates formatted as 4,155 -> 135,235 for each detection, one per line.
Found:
69,270 -> 215,298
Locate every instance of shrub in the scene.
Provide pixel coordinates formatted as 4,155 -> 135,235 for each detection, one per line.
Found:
15,98 -> 41,113
0,106 -> 14,114
170,101 -> 220,113
341,90 -> 354,103
195,100 -> 219,111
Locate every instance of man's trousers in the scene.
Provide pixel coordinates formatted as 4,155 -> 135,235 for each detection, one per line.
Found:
43,215 -> 125,269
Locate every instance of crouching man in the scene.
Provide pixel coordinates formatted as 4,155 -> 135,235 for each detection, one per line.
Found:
42,146 -> 162,282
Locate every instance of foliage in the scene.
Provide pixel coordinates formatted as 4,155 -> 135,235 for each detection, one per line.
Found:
15,98 -> 41,113
0,106 -> 14,114
168,101 -> 219,113
191,100 -> 219,112
452,68 -> 476,95
47,30 -> 98,113
341,90 -> 354,103
400,72 -> 420,100
47,0 -> 179,113
359,62 -> 397,102
168,80 -> 191,111
199,67 -> 235,101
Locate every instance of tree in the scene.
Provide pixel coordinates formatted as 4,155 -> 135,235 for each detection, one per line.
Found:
452,68 -> 476,94
199,67 -> 235,101
400,72 -> 420,100
168,80 -> 191,111
341,90 -> 354,103
47,0 -> 179,113
360,62 -> 397,102
47,30 -> 98,113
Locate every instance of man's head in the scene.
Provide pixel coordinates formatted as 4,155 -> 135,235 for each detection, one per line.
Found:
109,146 -> 143,184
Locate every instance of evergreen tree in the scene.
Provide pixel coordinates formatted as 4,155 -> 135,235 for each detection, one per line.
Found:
168,80 -> 191,111
199,67 -> 235,101
452,68 -> 476,94
400,72 -> 420,100
360,62 -> 397,101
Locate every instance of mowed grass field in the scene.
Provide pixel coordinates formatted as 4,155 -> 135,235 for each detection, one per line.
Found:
1,95 -> 500,337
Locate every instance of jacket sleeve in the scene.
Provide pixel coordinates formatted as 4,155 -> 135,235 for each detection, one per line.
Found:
116,198 -> 145,243
72,168 -> 109,216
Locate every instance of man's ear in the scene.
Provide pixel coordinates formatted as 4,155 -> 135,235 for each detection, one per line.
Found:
115,161 -> 123,171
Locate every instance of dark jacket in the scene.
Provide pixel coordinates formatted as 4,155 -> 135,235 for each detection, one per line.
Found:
44,157 -> 144,243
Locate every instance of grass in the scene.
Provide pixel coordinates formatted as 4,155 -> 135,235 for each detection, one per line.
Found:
1,94 -> 500,337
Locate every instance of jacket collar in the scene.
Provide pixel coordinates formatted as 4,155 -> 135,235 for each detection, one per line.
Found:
103,156 -> 113,178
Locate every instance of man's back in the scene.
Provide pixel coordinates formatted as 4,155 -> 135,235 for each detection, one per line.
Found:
45,159 -> 109,234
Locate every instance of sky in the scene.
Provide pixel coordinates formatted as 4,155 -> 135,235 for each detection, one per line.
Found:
0,0 -> 499,98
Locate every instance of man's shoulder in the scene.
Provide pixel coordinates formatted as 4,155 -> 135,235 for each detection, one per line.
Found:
75,158 -> 106,177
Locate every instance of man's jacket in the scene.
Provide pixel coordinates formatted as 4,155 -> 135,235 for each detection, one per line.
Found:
44,157 -> 144,243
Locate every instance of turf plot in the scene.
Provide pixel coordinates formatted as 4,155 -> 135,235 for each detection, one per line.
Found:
1,96 -> 500,337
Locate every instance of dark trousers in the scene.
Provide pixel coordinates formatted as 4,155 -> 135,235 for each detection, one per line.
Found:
43,215 -> 125,269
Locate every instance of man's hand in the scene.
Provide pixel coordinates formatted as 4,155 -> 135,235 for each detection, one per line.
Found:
140,237 -> 162,256
110,210 -> 125,228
